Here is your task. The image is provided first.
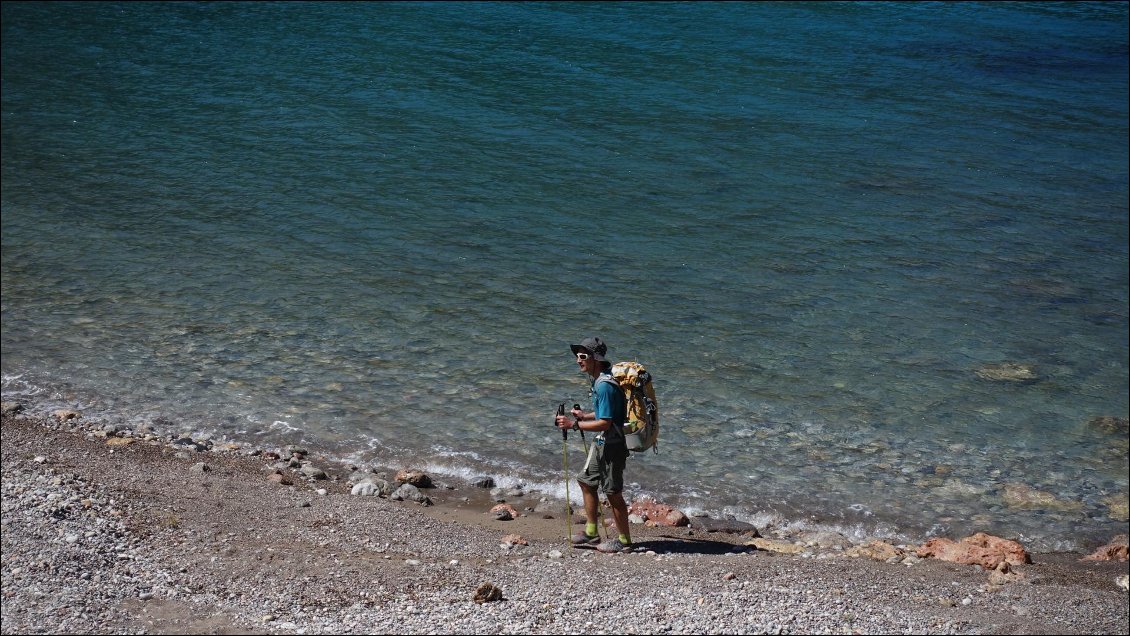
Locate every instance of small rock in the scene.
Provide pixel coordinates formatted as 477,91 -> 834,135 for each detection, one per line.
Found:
1088,416 -> 1129,436
845,540 -> 906,562
1102,496 -> 1129,522
395,469 -> 433,488
171,437 -> 208,452
392,482 -> 431,505
974,362 -> 1038,383
1083,535 -> 1130,562
473,582 -> 503,604
267,472 -> 293,486
351,481 -> 379,496
1002,483 -> 1083,512
628,499 -> 689,527
490,503 -> 519,521
745,538 -> 805,554
300,464 -> 328,480
989,561 -> 1025,586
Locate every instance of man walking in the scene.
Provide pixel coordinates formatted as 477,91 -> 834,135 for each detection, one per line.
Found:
555,336 -> 632,553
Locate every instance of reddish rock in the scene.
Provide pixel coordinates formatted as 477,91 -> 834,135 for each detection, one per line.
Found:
916,532 -> 1031,569
1082,535 -> 1129,562
490,503 -> 519,520
500,534 -> 528,546
267,472 -> 293,486
395,469 -> 433,488
628,499 -> 689,527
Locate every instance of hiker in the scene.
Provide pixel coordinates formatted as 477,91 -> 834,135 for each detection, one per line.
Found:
555,336 -> 632,553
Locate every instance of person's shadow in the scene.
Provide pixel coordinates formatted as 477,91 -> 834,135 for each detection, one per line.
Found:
571,533 -> 756,555
631,536 -> 756,555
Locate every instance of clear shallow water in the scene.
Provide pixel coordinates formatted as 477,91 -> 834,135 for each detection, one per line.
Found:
2,2 -> 1127,551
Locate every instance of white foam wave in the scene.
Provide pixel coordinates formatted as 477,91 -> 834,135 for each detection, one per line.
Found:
268,420 -> 299,433
1,373 -> 46,396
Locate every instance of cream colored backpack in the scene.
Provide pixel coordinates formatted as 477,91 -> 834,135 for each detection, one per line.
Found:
598,361 -> 659,454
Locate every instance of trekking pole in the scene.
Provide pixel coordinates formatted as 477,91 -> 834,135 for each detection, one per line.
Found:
573,403 -> 606,541
558,403 -> 572,548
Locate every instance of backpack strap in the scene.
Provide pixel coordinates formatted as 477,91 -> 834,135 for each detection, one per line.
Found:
594,373 -> 619,390
592,372 -> 626,443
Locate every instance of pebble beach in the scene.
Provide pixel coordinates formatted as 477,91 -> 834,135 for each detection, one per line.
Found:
2,406 -> 1127,635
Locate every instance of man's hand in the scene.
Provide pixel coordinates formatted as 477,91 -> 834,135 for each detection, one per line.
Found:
555,414 -> 573,430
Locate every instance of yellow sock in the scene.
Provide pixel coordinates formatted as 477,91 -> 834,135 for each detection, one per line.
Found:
619,534 -> 631,545
585,522 -> 598,537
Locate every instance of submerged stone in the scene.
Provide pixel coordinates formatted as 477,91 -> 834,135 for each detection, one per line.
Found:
1088,416 -> 1129,437
974,363 -> 1039,383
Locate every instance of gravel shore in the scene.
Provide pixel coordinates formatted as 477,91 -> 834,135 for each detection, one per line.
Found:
2,409 -> 1127,635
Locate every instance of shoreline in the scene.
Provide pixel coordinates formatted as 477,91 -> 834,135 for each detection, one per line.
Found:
2,404 -> 1128,634
3,381 -> 1125,556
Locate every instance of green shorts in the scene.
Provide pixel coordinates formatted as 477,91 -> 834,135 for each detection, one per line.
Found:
577,441 -> 628,494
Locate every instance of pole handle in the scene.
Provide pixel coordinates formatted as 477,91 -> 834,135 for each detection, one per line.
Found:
572,404 -> 584,440
557,403 -> 567,440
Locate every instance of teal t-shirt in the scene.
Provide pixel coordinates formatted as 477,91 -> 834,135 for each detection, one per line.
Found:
592,371 -> 627,444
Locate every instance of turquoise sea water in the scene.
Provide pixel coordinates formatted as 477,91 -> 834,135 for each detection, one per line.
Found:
2,2 -> 1127,552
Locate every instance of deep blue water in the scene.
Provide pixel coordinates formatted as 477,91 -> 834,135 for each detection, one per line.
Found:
3,1 -> 1127,552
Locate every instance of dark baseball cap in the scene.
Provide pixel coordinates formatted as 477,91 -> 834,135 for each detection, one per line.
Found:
570,336 -> 608,362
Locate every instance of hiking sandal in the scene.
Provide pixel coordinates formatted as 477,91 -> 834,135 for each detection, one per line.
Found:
571,531 -> 600,545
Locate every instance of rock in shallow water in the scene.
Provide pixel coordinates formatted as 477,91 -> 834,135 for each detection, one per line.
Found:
974,363 -> 1039,383
1088,416 -> 1129,436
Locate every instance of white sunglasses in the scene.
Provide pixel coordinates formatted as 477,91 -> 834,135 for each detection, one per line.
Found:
575,352 -> 591,361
